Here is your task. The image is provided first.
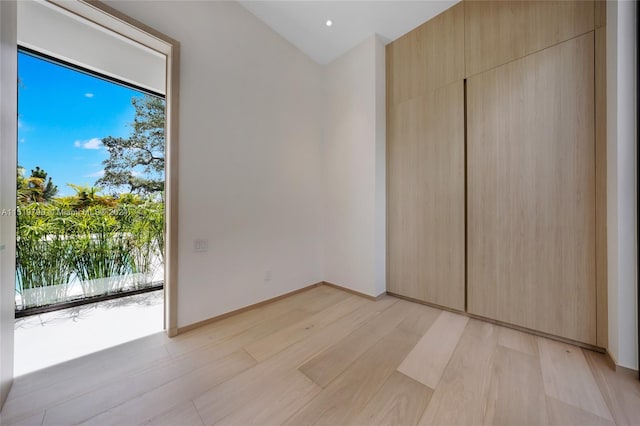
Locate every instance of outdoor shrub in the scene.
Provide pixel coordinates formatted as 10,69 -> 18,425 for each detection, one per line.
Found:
15,194 -> 165,309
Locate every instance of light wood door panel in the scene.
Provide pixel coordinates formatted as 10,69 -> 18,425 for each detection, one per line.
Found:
417,82 -> 465,310
388,99 -> 419,301
387,2 -> 464,106
465,0 -> 594,77
595,0 -> 606,29
467,33 -> 596,344
388,81 -> 465,311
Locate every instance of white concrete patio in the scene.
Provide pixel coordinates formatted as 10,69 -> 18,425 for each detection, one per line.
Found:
14,290 -> 163,376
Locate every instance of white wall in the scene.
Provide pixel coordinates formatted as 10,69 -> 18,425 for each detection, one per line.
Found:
104,0 -> 325,328
607,0 -> 638,370
0,0 -> 17,409
323,35 -> 386,297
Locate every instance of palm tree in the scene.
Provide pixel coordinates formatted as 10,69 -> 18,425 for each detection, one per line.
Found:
66,184 -> 116,209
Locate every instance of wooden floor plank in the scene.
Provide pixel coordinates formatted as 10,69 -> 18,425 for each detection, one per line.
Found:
7,332 -> 170,402
244,295 -> 367,362
213,370 -> 321,426
398,310 -> 468,389
194,367 -> 317,426
538,337 -> 613,421
48,350 -> 255,426
497,326 -> 539,357
546,395 -> 615,426
164,286 -> 347,357
284,303 -> 436,426
2,411 -> 45,426
2,287 -> 635,426
140,401 -> 205,426
0,342 -> 172,425
584,349 -> 640,426
350,371 -> 433,426
395,303 -> 442,338
299,300 -> 438,388
418,319 -> 498,426
484,346 -> 549,426
193,297 -> 398,425
4,287 -> 341,424
34,308 -> 307,426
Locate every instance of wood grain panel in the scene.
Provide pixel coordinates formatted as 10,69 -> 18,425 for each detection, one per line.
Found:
37,300 -> 325,426
193,297 -> 399,425
351,372 -> 433,426
467,33 -> 597,344
386,2 -> 463,105
141,402 -> 205,426
166,285 -> 344,357
387,99 -> 419,300
388,81 -> 465,310
299,300 -> 429,388
5,332 -> 169,405
498,326 -> 539,357
417,82 -> 466,310
53,350 -> 256,426
418,319 -> 498,426
284,315 -> 431,426
595,26 -> 608,348
538,338 -> 613,421
484,346 -> 549,426
546,396 -> 615,426
465,0 -> 595,77
595,0 -> 606,29
244,295 -> 366,362
398,311 -> 468,389
214,371 -> 321,426
584,350 -> 640,426
3,287 -> 638,426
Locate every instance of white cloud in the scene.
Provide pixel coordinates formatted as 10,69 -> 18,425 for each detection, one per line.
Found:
17,119 -> 31,131
85,170 -> 105,178
74,138 -> 103,150
84,93 -> 94,98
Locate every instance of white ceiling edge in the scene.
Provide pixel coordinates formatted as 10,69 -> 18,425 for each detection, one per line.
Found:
17,0 -> 166,95
237,0 -> 460,65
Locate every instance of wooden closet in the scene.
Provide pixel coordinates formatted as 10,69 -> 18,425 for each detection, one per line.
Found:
387,3 -> 466,312
386,0 -> 607,347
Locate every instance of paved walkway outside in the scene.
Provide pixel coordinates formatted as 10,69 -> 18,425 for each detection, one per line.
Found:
14,290 -> 163,376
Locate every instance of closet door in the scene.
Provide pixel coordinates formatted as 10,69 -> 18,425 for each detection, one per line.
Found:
388,99 -> 419,300
467,33 -> 596,344
388,82 -> 465,310
387,2 -> 465,311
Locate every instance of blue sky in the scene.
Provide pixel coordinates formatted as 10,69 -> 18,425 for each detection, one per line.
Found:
18,51 -> 145,196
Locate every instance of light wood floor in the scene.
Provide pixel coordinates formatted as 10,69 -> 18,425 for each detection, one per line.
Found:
1,285 -> 638,426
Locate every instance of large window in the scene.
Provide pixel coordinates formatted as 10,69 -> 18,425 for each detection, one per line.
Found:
16,49 -> 166,313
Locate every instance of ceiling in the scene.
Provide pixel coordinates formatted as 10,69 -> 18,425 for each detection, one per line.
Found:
237,0 -> 459,65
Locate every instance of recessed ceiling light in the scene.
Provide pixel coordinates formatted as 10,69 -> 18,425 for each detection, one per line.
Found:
325,19 -> 333,27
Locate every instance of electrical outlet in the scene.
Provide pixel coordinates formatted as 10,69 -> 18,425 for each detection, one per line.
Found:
264,270 -> 272,282
194,239 -> 209,252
